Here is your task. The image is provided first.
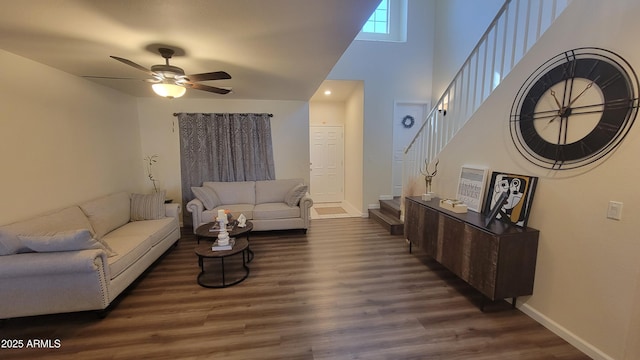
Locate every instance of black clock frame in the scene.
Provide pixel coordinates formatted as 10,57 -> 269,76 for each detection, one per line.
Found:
510,47 -> 639,170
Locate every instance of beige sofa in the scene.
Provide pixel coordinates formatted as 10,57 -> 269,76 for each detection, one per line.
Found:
186,179 -> 312,232
0,191 -> 181,319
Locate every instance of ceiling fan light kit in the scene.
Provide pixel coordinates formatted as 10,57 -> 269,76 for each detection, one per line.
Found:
103,47 -> 231,98
152,82 -> 186,98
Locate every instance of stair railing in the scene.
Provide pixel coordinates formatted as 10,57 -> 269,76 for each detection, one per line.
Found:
402,0 -> 571,203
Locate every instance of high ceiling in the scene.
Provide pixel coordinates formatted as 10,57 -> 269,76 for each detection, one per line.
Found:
0,0 -> 379,100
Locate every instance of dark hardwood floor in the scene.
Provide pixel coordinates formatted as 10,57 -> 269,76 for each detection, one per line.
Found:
1,218 -> 589,360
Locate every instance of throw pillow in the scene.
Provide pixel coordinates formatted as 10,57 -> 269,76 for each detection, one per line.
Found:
18,229 -> 115,255
0,229 -> 26,256
191,186 -> 221,210
130,191 -> 166,221
284,184 -> 308,207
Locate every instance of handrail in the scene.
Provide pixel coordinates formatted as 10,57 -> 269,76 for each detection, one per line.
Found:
402,0 -> 570,206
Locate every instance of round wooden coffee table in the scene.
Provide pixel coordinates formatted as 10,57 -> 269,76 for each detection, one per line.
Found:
195,220 -> 254,262
195,237 -> 250,288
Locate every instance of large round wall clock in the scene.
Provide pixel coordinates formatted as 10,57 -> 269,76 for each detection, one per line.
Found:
510,47 -> 639,170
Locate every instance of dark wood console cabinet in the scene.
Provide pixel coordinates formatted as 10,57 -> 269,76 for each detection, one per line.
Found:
405,196 -> 539,302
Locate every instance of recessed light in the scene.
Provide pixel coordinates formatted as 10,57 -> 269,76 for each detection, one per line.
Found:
324,90 -> 332,96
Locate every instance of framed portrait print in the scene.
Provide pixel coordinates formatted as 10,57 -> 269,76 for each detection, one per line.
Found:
482,171 -> 538,227
456,166 -> 488,213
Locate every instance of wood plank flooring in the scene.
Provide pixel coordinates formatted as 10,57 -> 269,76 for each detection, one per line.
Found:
1,218 -> 589,360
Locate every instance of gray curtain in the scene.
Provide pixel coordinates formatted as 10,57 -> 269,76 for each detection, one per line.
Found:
178,112 -> 275,225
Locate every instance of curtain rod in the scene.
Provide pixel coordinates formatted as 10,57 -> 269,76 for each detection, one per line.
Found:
173,112 -> 273,117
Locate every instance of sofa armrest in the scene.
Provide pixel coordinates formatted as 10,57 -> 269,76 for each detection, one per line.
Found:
300,195 -> 313,209
186,198 -> 204,229
299,195 -> 314,229
0,249 -> 110,279
0,249 -> 111,318
165,202 -> 181,219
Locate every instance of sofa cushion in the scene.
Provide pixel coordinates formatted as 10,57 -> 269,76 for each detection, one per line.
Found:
204,181 -> 255,205
191,186 -> 220,210
0,229 -> 27,255
18,229 -> 109,253
253,203 -> 301,220
1,205 -> 96,238
104,223 -> 159,279
255,179 -> 303,204
285,184 -> 308,206
108,217 -> 177,247
80,192 -> 131,239
130,191 -> 166,221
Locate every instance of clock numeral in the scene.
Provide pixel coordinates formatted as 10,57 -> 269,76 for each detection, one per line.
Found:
605,97 -> 633,110
578,140 -> 594,156
599,71 -> 623,90
597,121 -> 621,133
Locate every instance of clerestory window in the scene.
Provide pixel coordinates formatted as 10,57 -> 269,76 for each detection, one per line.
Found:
356,0 -> 407,42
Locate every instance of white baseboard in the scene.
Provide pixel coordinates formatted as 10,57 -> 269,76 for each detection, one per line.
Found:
518,303 -> 613,360
379,195 -> 394,200
368,203 -> 380,209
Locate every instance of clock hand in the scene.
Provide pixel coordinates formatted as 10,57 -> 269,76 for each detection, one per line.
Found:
568,81 -> 594,107
550,89 -> 563,109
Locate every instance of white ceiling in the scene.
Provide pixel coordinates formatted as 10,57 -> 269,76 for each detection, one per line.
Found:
0,0 -> 379,100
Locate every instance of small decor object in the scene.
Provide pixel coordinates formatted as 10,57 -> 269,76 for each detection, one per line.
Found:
482,171 -> 538,227
237,213 -> 247,228
401,115 -> 415,128
144,154 -> 159,192
420,158 -> 439,196
510,47 -> 639,170
456,166 -> 488,212
215,209 -> 230,246
439,199 -> 468,213
212,238 -> 236,251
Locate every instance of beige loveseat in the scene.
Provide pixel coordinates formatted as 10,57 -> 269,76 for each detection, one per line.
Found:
0,191 -> 181,319
186,179 -> 313,233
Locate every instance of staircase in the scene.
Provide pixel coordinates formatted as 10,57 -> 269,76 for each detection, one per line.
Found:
371,0 -> 571,235
368,197 -> 403,235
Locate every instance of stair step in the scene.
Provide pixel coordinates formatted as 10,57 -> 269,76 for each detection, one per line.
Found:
379,197 -> 401,219
369,208 -> 404,236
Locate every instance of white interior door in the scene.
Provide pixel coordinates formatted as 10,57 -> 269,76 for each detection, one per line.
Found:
309,126 -> 344,203
392,102 -> 428,196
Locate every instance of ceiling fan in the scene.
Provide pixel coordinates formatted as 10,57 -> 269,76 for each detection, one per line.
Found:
90,47 -> 231,98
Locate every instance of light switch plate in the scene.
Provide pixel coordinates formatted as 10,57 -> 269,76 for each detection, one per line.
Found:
607,201 -> 623,220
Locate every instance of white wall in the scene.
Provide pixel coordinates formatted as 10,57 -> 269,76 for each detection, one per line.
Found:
431,0 -> 504,101
136,98 -> 310,215
0,50 -> 143,225
344,84 -> 365,214
328,0 -> 435,209
432,1 -> 640,359
310,101 -> 345,127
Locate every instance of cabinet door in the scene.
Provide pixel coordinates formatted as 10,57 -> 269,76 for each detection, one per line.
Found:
404,199 -> 425,250
437,215 -> 466,278
423,207 -> 438,257
466,227 -> 499,299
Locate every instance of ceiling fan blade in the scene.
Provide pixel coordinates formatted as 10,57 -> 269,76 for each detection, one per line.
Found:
110,56 -> 155,76
185,82 -> 231,95
186,71 -> 232,82
82,75 -> 144,80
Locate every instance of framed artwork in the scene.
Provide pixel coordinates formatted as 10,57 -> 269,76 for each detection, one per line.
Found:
456,166 -> 489,212
482,171 -> 538,227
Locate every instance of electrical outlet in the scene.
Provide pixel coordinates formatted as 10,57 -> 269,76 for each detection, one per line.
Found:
607,201 -> 623,220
